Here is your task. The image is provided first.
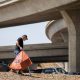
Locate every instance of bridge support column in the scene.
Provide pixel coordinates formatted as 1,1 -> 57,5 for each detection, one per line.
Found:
61,10 -> 80,72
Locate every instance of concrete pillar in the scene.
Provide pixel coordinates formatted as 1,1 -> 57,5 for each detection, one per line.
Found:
61,10 -> 80,72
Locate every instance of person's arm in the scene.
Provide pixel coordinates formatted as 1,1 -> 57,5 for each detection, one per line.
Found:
16,41 -> 23,50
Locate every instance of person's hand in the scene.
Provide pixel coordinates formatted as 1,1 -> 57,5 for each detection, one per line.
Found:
20,47 -> 23,50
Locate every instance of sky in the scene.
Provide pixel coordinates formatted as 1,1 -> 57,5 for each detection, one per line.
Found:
0,22 -> 51,46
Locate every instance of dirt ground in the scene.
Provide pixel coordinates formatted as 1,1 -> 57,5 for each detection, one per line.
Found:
0,63 -> 80,80
0,72 -> 80,80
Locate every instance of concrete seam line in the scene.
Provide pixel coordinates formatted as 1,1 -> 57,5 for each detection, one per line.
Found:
0,0 -> 20,7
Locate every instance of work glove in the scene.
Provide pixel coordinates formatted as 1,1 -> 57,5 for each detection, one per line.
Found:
20,47 -> 23,50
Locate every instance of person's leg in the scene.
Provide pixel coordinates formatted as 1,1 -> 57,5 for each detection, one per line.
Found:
13,50 -> 21,74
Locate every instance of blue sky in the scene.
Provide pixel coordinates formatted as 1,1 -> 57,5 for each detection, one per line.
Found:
0,22 -> 51,46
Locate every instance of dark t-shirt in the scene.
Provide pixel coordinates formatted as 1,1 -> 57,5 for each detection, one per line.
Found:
15,37 -> 23,51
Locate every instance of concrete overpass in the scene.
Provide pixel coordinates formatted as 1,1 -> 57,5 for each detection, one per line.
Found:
0,0 -> 80,27
0,0 -> 80,73
45,19 -> 68,44
0,43 -> 68,63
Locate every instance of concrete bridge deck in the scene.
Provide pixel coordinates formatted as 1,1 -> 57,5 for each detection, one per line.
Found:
0,0 -> 80,27
0,43 -> 68,63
